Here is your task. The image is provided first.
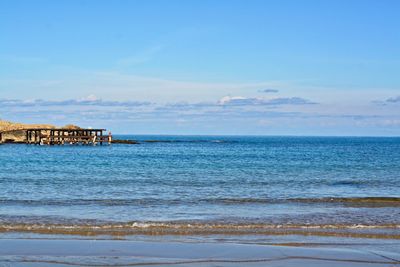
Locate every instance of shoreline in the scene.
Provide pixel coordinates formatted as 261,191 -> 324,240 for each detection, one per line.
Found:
0,225 -> 399,240
0,238 -> 399,266
0,218 -> 398,239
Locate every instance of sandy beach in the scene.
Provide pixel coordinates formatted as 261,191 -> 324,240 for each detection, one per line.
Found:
0,238 -> 398,266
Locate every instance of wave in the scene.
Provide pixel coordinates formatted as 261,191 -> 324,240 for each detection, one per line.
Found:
0,221 -> 399,238
291,197 -> 400,206
203,197 -> 400,206
1,197 -> 399,207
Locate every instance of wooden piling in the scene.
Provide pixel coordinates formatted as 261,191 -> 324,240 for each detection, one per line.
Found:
0,128 -> 110,146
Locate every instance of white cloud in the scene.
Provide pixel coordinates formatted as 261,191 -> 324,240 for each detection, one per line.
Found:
79,94 -> 100,102
381,119 -> 400,126
218,96 -> 317,106
1,94 -> 399,135
0,97 -> 151,107
0,70 -> 287,102
218,96 -> 249,105
386,96 -> 400,103
258,89 -> 279,93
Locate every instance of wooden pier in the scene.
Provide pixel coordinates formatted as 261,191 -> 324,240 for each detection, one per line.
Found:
0,128 -> 112,145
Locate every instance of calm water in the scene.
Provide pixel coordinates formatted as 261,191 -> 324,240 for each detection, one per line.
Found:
0,136 -> 399,237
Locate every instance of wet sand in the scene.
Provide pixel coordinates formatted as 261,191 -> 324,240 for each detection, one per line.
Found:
0,239 -> 399,266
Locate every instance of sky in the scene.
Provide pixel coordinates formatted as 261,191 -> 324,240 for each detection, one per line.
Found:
0,0 -> 399,135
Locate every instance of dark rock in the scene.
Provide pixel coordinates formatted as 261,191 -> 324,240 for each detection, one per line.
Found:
144,140 -> 175,143
111,139 -> 139,144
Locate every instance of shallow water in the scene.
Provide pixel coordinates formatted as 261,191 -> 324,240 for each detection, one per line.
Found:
1,239 -> 399,267
0,136 -> 399,238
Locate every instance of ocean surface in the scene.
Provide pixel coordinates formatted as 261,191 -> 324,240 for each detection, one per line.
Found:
0,136 -> 399,239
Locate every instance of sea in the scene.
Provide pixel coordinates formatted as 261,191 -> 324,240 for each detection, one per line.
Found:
0,136 -> 399,244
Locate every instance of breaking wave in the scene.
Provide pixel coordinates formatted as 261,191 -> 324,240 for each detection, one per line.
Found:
0,221 -> 399,238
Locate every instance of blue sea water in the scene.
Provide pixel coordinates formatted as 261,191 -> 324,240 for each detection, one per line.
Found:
0,136 -> 399,236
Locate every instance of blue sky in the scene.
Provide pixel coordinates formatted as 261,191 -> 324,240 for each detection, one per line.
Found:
1,0 -> 399,135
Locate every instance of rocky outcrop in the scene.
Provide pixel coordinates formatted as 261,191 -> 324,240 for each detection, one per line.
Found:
62,124 -> 81,130
0,120 -> 55,132
0,130 -> 27,143
0,120 -> 85,143
0,120 -> 54,143
111,139 -> 139,144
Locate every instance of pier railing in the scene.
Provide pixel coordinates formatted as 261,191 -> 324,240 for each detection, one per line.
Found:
0,128 -> 112,145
